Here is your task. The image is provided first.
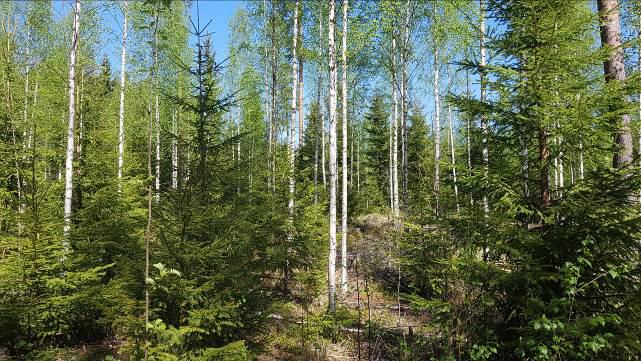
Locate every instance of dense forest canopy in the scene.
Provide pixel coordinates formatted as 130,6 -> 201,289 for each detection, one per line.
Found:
1,0 -> 641,360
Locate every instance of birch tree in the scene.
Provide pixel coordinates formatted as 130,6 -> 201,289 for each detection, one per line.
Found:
63,0 -> 81,243
391,34 -> 399,220
117,1 -> 127,192
327,0 -> 337,313
340,0 -> 348,297
480,0 -> 489,213
433,45 -> 441,215
289,0 -> 299,237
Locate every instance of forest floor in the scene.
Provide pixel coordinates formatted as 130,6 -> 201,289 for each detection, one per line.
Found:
1,214 -> 429,361
258,213 -> 434,361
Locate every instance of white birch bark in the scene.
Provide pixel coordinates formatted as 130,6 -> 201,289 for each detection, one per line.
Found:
391,35 -> 399,220
298,6 -> 304,148
117,1 -> 128,192
340,0 -> 349,297
314,7 -> 323,204
447,103 -> 459,213
263,0 -> 272,189
433,46 -> 441,215
579,140 -> 584,180
63,0 -> 81,244
171,108 -> 177,189
153,8 -> 160,200
328,0 -> 338,312
289,0 -> 299,236
480,0 -> 489,215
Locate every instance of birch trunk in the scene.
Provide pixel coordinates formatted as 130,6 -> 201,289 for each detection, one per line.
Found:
269,0 -> 277,192
289,1 -> 299,237
579,140 -> 584,180
597,0 -> 633,168
340,0 -> 349,297
298,6 -> 304,148
263,0 -> 271,191
480,0 -> 489,214
322,109 -> 327,185
401,0 -> 410,206
521,136 -> 529,197
314,5 -> 323,204
447,104 -> 459,213
171,109 -> 177,189
433,46 -> 441,216
117,1 -> 127,192
144,99 -> 153,361
391,35 -> 399,220
328,0 -> 338,313
63,0 -> 80,243
154,21 -> 160,200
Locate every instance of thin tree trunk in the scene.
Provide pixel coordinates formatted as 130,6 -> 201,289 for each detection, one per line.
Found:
117,2 -> 127,193
597,0 -> 633,168
389,114 -> 394,210
328,0 -> 338,313
480,0 -> 489,215
579,140 -> 584,180
433,45 -> 441,216
539,126 -> 550,208
391,35 -> 399,220
401,0 -> 410,207
322,108 -> 327,185
263,0 -> 271,191
447,102 -> 459,213
171,108 -> 178,189
289,0 -> 299,244
340,0 -> 349,297
144,99 -> 153,361
521,136 -> 529,197
314,4 -> 323,204
154,33 -> 160,200
63,0 -> 80,244
270,0 -> 278,192
298,5 -> 304,147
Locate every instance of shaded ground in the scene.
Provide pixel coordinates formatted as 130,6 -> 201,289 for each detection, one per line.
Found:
259,213 -> 434,361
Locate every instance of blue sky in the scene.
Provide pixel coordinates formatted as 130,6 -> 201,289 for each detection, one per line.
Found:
52,0 -> 240,72
188,0 -> 238,61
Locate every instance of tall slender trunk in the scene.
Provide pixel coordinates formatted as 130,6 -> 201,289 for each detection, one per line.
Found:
117,1 -> 127,193
263,0 -> 271,191
298,5 -> 304,148
597,0 -> 633,168
538,126 -> 550,208
328,0 -> 338,313
447,101 -> 459,213
401,0 -> 410,207
480,0 -> 489,214
340,0 -> 349,297
433,45 -> 441,216
579,140 -> 584,180
521,136 -> 529,197
314,4 -> 323,204
289,0 -> 300,243
143,100 -> 153,361
389,115 -> 394,210
322,107 -> 327,185
171,108 -> 178,189
391,35 -> 399,220
270,0 -> 278,192
63,0 -> 80,244
357,132 -> 360,192
153,7 -> 160,200
557,122 -> 564,198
